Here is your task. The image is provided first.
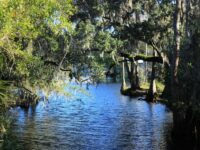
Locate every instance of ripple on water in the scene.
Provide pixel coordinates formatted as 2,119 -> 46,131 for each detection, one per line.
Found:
9,83 -> 173,150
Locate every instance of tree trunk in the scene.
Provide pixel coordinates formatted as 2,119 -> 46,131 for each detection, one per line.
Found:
145,43 -> 148,83
133,8 -> 140,89
146,50 -> 157,102
134,63 -> 140,89
121,57 -> 126,92
112,66 -> 117,82
125,61 -> 139,90
185,0 -> 190,38
130,62 -> 137,90
161,64 -> 171,98
171,0 -> 182,101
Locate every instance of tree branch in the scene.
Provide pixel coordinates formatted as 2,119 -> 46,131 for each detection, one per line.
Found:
150,40 -> 162,58
44,60 -> 71,72
134,55 -> 163,63
119,52 -> 163,63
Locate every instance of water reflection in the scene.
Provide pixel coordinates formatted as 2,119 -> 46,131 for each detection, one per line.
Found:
9,83 -> 173,150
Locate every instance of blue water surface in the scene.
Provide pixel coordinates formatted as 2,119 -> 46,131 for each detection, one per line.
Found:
9,83 -> 173,150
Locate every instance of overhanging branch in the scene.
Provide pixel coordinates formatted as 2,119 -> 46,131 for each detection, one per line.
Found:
119,52 -> 163,63
44,60 -> 71,72
134,55 -> 163,63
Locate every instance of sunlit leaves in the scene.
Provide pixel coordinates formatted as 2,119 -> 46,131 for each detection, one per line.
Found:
0,0 -> 75,38
0,0 -> 76,112
0,0 -> 75,73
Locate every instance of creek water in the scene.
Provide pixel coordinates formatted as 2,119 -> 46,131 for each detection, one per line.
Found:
8,83 -> 173,150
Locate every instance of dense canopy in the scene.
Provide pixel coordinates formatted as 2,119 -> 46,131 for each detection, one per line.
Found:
1,0 -> 200,149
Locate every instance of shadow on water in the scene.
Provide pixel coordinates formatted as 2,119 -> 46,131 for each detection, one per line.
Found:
4,83 -> 176,150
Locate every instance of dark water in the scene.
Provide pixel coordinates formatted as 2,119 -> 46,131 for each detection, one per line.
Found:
8,83 -> 173,150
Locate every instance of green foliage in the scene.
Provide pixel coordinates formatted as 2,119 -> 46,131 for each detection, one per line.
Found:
0,0 -> 75,86
156,80 -> 165,93
74,20 -> 95,50
0,80 -> 10,109
93,31 -> 123,52
0,0 -> 76,141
